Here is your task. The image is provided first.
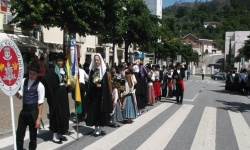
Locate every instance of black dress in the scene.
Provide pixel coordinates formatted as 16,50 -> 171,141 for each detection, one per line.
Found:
42,68 -> 70,134
134,72 -> 148,109
85,69 -> 113,126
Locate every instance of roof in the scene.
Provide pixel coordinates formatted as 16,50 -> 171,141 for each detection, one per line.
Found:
0,32 -> 48,52
182,33 -> 199,40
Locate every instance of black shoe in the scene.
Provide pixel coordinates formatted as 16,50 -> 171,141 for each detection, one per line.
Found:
52,139 -> 63,144
59,136 -> 68,141
176,102 -> 179,104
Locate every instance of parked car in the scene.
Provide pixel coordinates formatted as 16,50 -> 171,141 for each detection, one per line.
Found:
211,72 -> 226,80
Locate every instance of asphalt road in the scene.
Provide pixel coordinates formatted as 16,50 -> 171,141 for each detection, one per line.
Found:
1,75 -> 250,150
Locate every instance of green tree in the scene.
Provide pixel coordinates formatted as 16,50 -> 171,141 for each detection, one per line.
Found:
10,0 -> 104,35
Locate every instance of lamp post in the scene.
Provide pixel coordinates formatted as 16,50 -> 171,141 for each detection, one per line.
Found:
112,0 -> 116,66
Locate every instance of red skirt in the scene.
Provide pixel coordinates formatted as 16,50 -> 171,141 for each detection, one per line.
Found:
148,84 -> 155,104
153,80 -> 161,97
176,80 -> 184,91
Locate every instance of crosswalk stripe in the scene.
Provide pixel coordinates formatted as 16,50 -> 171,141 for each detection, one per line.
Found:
190,107 -> 216,150
37,125 -> 94,150
228,110 -> 250,150
137,104 -> 193,150
83,103 -> 174,150
0,120 -> 73,149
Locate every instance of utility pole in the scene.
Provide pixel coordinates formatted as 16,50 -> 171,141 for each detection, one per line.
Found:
228,38 -> 232,70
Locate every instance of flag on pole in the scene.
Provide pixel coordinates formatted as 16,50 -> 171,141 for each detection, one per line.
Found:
68,36 -> 82,114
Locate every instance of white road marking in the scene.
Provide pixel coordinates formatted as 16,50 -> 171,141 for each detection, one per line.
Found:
229,110 -> 250,150
190,107 -> 217,150
0,120 -> 74,149
137,104 -> 194,150
83,103 -> 174,150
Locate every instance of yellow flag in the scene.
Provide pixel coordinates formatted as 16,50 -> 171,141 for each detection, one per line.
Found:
66,48 -> 71,85
75,77 -> 81,103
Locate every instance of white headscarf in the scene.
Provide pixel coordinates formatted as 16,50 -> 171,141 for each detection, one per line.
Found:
133,64 -> 139,73
89,53 -> 106,80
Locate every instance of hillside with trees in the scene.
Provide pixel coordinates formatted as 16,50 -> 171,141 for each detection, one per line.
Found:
162,0 -> 250,51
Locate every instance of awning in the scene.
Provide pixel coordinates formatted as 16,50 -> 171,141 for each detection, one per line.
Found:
0,32 -> 48,53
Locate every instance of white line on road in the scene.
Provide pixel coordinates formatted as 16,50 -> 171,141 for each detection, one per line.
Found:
83,103 -> 174,150
137,104 -> 194,150
228,110 -> 250,150
0,120 -> 74,149
190,107 -> 216,150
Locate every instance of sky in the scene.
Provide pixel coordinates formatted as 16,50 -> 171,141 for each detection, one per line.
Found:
163,0 -> 209,8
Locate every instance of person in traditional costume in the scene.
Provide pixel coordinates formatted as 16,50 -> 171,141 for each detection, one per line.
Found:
85,54 -> 113,137
121,64 -> 137,123
72,65 -> 89,123
146,65 -> 155,105
133,63 -> 147,115
167,68 -> 174,98
16,63 -> 45,150
172,63 -> 185,104
153,65 -> 161,102
110,81 -> 123,127
42,52 -> 70,144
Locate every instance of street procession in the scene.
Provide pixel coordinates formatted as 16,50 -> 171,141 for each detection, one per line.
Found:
1,0 -> 250,150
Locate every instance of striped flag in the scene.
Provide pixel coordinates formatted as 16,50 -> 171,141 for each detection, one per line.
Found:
68,36 -> 82,113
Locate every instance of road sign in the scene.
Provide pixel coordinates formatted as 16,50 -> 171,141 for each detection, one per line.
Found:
241,58 -> 245,66
0,39 -> 23,150
0,39 -> 23,96
177,55 -> 182,63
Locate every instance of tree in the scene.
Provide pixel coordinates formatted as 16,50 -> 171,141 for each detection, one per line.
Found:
119,0 -> 161,62
10,0 -> 105,35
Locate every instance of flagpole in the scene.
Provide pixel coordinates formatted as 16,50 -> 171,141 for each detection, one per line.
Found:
10,96 -> 17,150
75,102 -> 79,140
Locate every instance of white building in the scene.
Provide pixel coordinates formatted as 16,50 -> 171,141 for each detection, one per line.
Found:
224,31 -> 250,70
144,0 -> 162,19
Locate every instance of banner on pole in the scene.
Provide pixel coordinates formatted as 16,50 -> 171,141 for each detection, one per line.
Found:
0,39 -> 23,96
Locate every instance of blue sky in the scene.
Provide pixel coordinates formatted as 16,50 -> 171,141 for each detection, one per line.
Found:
163,0 -> 209,8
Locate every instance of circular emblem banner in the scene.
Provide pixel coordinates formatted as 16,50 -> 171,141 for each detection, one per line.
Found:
0,39 -> 23,97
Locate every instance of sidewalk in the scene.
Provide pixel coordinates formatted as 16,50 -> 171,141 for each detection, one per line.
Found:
0,90 -> 76,135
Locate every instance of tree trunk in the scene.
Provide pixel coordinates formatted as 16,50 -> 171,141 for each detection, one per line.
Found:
125,42 -> 129,63
63,28 -> 68,55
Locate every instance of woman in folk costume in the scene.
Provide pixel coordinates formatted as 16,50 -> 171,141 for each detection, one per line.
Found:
110,81 -> 123,127
121,63 -> 137,124
133,63 -> 148,115
146,65 -> 155,105
152,65 -> 161,102
85,54 -> 113,137
42,52 -> 70,144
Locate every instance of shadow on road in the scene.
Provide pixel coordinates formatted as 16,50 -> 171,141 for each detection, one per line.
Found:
209,89 -> 231,94
216,100 -> 250,112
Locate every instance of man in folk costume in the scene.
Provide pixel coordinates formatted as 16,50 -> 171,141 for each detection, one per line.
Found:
15,62 -> 45,150
72,64 -> 89,123
85,54 -> 113,137
172,63 -> 185,104
42,53 -> 70,144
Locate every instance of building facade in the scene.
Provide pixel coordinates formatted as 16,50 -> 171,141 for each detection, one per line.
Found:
182,33 -> 218,55
224,31 -> 250,70
144,0 -> 162,19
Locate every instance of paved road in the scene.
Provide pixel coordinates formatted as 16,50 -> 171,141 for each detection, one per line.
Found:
1,76 -> 250,150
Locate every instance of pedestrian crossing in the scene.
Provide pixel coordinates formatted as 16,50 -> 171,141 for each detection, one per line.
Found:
1,102 -> 249,150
